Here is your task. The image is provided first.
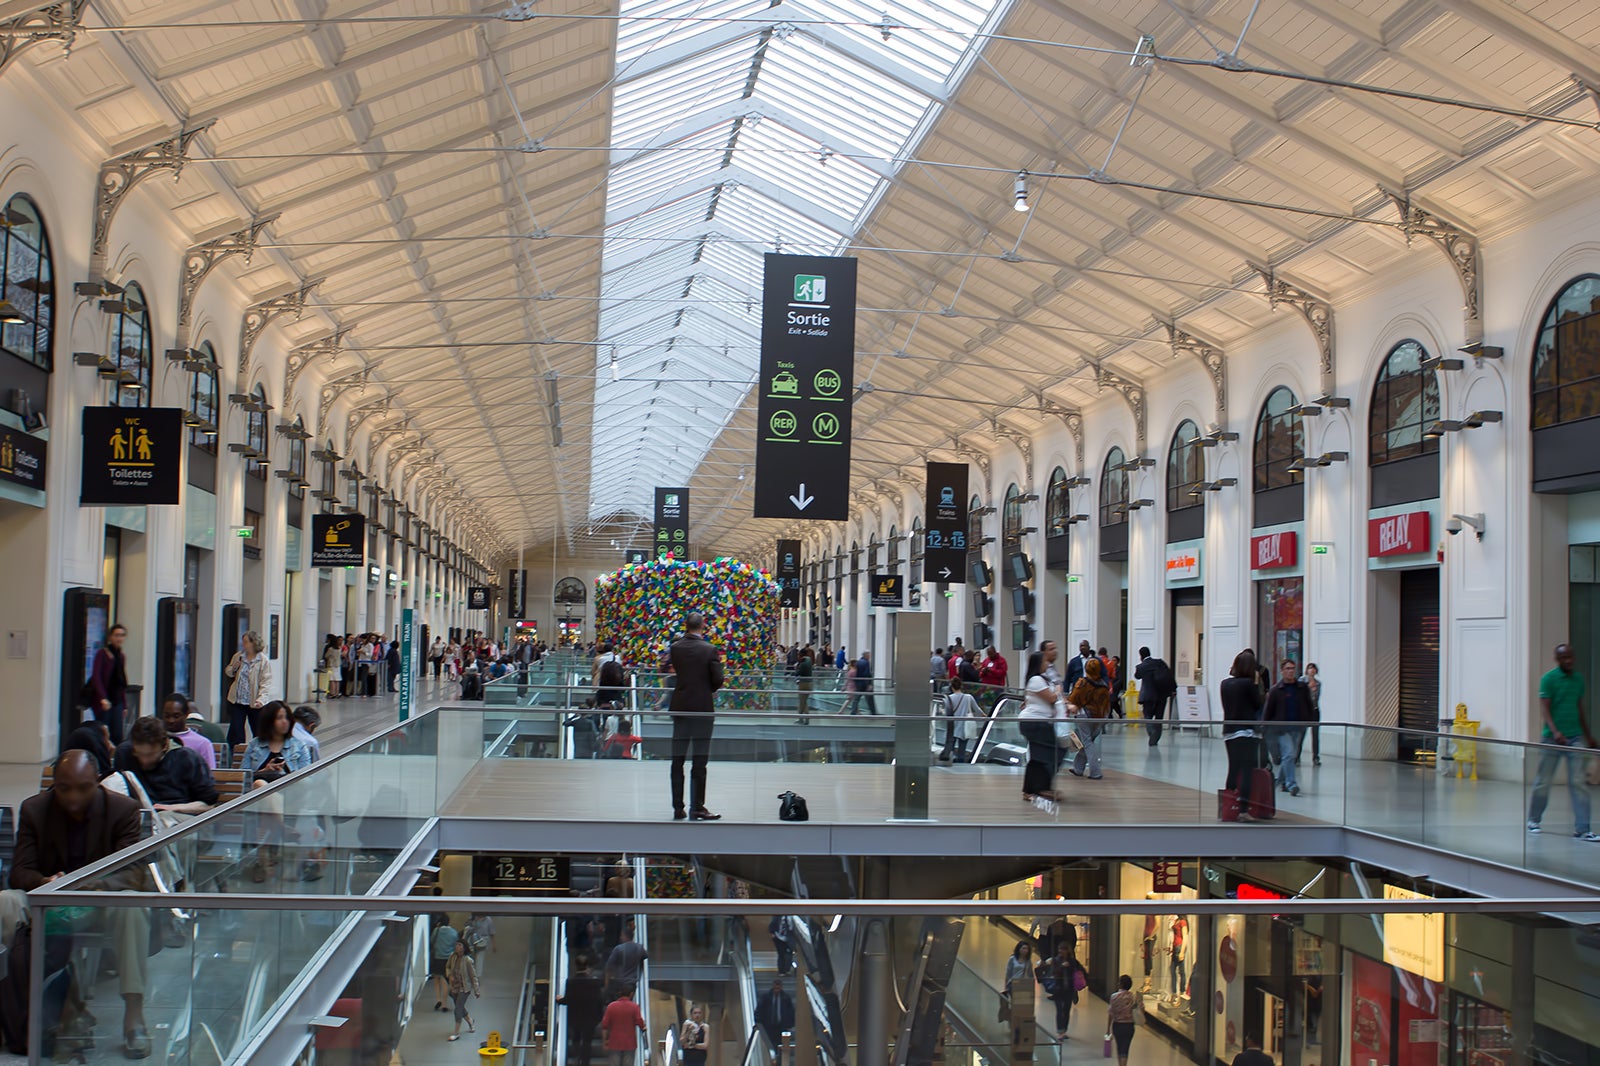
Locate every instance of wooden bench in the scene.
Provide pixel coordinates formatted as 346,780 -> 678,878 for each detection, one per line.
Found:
39,766 -> 249,804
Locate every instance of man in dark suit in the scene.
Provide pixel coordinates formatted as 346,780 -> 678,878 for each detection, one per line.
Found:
668,612 -> 725,820
755,978 -> 796,1053
1134,646 -> 1177,748
5,751 -> 153,1057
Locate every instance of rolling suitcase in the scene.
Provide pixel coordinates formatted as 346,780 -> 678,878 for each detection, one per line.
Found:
1247,767 -> 1276,820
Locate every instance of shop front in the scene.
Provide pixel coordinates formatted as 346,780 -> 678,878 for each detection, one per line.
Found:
1251,529 -> 1304,670
1165,542 -> 1204,686
1118,861 -> 1199,1047
1368,507 -> 1440,759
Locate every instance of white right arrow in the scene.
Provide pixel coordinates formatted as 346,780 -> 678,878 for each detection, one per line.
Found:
938,566 -> 953,580
789,483 -> 815,510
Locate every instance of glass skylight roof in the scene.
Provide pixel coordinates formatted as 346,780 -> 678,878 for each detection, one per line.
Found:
588,0 -> 1014,521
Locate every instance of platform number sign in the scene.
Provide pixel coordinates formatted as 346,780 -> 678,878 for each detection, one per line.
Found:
472,853 -> 572,895
923,462 -> 970,584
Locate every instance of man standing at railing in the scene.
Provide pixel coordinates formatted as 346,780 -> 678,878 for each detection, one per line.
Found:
1527,643 -> 1598,841
851,650 -> 878,715
669,613 -> 725,820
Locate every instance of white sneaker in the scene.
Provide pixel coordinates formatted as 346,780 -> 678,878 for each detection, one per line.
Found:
1578,832 -> 1600,842
1527,822 -> 1541,833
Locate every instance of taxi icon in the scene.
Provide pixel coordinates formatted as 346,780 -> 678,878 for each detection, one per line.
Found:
770,371 -> 800,395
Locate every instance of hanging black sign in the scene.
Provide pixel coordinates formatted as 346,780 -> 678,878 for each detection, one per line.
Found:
311,513 -> 365,567
471,853 -> 572,895
753,253 -> 856,521
508,569 -> 527,619
923,462 -> 969,584
624,549 -> 648,565
467,587 -> 490,611
80,406 -> 183,506
869,574 -> 903,608
0,423 -> 46,491
776,539 -> 802,608
654,486 -> 690,560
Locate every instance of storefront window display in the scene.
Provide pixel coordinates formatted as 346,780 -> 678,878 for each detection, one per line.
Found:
1119,863 -> 1197,1041
1256,576 -> 1304,668
1215,876 -> 1336,1066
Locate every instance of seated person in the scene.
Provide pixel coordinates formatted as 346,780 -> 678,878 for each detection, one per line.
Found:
60,722 -> 115,779
112,716 -> 219,815
159,692 -> 216,770
241,701 -> 315,882
185,707 -> 229,746
601,717 -> 643,760
291,706 -> 322,762
3,752 -> 153,1059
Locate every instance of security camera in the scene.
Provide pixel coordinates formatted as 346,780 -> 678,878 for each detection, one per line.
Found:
1445,517 -> 1463,536
1448,513 -> 1485,540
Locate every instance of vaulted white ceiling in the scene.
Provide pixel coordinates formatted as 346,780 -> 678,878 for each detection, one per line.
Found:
13,0 -> 1600,563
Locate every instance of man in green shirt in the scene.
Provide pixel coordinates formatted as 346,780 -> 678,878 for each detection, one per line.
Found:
1527,643 -> 1597,840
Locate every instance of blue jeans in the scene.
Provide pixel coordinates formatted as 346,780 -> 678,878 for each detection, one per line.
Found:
1072,721 -> 1103,778
1527,738 -> 1592,833
1275,728 -> 1304,790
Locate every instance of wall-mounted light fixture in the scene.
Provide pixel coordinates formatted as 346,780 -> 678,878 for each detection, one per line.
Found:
1065,514 -> 1091,525
1419,354 -> 1465,372
1458,341 -> 1503,360
1187,477 -> 1239,495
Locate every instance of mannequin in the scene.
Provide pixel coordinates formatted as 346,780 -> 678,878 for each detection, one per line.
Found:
1169,917 -> 1190,1003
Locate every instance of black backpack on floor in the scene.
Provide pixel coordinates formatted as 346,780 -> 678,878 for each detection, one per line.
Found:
777,791 -> 809,822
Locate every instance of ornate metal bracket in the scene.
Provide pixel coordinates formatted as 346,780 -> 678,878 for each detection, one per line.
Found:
951,437 -> 992,499
1382,189 -> 1483,346
0,1 -> 87,79
992,421 -> 1034,490
175,215 -> 279,348
343,396 -> 391,455
1163,321 -> 1226,425
1038,397 -> 1085,472
239,279 -> 320,381
872,480 -> 904,512
1252,265 -> 1335,394
284,330 -> 349,400
1095,367 -> 1147,452
89,122 -> 214,282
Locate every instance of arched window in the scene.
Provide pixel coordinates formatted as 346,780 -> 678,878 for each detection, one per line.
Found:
246,383 -> 269,479
187,341 -> 219,453
867,535 -> 881,570
1370,341 -> 1440,465
110,282 -> 151,407
1100,447 -> 1128,526
1253,387 -> 1304,493
346,463 -> 363,511
0,195 -> 54,370
1003,483 -> 1023,542
287,416 -> 308,498
1167,420 -> 1204,511
1532,275 -> 1600,428
968,494 -> 983,549
887,525 -> 900,567
1046,466 -> 1070,538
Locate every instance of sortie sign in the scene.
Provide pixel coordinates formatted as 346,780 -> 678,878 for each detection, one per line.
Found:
80,406 -> 183,506
776,539 -> 801,608
654,487 -> 690,559
1368,510 -> 1430,557
922,462 -> 970,584
753,253 -> 856,521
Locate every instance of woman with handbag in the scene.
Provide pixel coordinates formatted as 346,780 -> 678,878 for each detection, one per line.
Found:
1036,941 -> 1086,1041
224,630 -> 272,747
88,623 -> 131,745
1107,974 -> 1140,1066
1001,940 -> 1034,1022
1066,657 -> 1112,780
241,701 -> 313,882
1019,647 -> 1062,801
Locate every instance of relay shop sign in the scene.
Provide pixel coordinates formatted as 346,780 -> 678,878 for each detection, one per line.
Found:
0,424 -> 45,491
869,574 -> 903,608
923,462 -> 970,583
1369,510 -> 1430,557
467,587 -> 490,611
776,539 -> 802,608
753,253 -> 856,521
311,513 -> 365,568
81,406 -> 183,505
1250,530 -> 1298,570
